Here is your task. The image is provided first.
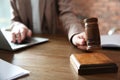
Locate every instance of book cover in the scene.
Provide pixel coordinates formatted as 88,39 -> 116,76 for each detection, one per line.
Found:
0,59 -> 30,80
70,53 -> 118,75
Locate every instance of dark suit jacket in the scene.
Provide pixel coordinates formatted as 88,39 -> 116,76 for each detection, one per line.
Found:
10,0 -> 84,41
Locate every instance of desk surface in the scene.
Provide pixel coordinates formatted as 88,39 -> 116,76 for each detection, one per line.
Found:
0,34 -> 120,80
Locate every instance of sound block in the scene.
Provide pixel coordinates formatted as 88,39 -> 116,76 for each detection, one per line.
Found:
70,53 -> 118,75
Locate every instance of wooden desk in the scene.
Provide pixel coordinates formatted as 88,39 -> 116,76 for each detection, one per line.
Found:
0,34 -> 120,80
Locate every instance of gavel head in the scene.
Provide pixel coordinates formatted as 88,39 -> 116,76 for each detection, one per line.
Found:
84,17 -> 101,51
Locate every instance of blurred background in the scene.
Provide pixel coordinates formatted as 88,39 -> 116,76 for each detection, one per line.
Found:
72,0 -> 120,35
0,0 -> 11,28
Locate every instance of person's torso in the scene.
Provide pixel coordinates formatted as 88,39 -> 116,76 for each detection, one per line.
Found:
16,0 -> 62,34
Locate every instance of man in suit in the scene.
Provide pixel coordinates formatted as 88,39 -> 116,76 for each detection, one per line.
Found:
10,0 -> 86,50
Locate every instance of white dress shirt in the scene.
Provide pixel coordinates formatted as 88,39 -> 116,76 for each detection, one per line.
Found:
31,0 -> 41,33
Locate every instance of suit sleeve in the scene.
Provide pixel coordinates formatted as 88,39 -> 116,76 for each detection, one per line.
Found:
58,0 -> 84,42
10,0 -> 25,29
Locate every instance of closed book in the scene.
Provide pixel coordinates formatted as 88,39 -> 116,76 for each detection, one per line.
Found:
0,59 -> 30,80
70,53 -> 118,75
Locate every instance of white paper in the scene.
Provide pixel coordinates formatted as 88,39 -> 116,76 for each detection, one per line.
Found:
101,34 -> 120,48
0,59 -> 30,80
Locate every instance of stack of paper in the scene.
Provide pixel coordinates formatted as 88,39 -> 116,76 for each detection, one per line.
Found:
0,59 -> 30,80
101,34 -> 120,48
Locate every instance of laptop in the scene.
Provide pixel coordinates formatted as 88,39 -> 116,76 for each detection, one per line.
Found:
0,28 -> 49,51
101,34 -> 120,49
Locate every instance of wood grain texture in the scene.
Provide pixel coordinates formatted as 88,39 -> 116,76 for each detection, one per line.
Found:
70,53 -> 118,75
74,53 -> 113,64
0,34 -> 119,80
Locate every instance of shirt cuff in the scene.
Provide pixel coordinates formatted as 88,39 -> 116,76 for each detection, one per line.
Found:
70,33 -> 80,47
